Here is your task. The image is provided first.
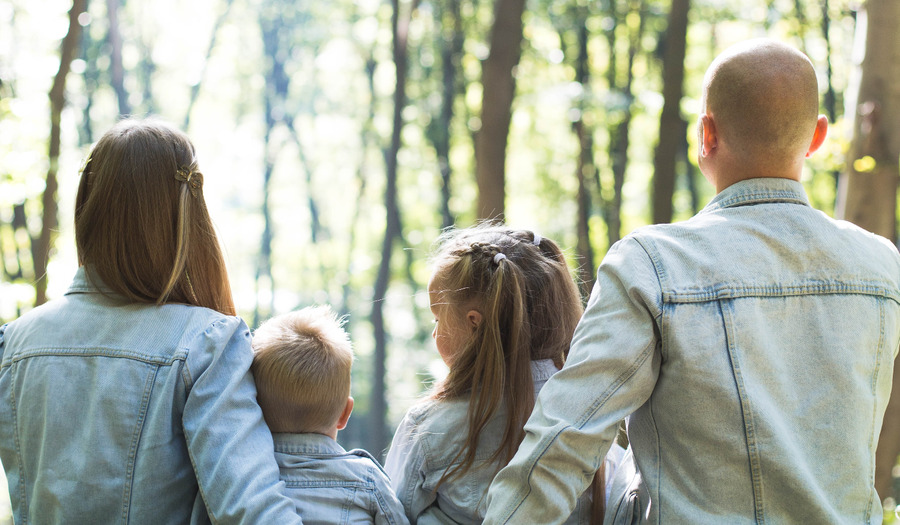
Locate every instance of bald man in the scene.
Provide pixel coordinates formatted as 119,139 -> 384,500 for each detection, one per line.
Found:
484,39 -> 900,524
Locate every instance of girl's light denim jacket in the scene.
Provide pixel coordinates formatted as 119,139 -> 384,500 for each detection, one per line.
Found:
385,359 -> 622,524
485,178 -> 900,524
273,432 -> 408,525
0,267 -> 302,524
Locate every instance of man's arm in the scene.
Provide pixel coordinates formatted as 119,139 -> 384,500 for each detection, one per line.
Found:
484,236 -> 663,523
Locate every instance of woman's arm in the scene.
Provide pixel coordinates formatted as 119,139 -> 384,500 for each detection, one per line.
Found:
182,316 -> 303,524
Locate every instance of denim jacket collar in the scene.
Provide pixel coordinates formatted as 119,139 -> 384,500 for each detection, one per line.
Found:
66,266 -> 112,295
699,177 -> 809,215
273,432 -> 346,456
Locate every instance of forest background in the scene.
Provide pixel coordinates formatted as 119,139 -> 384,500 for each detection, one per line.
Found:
2,0 -> 900,520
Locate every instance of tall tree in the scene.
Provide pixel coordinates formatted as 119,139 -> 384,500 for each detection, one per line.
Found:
105,0 -> 130,117
556,3 -> 598,293
602,0 -> 645,247
651,0 -> 689,225
474,0 -> 526,220
33,0 -> 88,306
835,0 -> 900,501
255,2 -> 295,326
371,0 -> 417,458
183,0 -> 235,129
428,0 -> 464,229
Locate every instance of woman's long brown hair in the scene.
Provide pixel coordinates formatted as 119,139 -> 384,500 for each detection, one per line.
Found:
75,119 -> 235,315
429,225 -> 584,492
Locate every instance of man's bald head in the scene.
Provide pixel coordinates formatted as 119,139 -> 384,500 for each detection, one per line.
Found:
701,39 -> 820,168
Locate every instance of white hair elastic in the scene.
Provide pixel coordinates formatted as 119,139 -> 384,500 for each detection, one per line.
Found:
493,253 -> 507,265
532,232 -> 542,246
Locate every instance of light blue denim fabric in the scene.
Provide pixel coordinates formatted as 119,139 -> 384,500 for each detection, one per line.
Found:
385,360 -> 620,524
484,178 -> 900,525
273,432 -> 408,525
0,267 -> 302,524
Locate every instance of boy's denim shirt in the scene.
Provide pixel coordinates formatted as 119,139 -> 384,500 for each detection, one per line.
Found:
485,178 -> 900,524
0,267 -> 302,524
273,432 -> 408,525
385,359 -> 612,524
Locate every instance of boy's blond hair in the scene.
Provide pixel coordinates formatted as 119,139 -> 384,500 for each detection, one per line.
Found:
251,306 -> 353,434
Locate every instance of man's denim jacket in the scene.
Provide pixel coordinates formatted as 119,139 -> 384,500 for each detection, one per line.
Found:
385,359 -> 623,524
0,267 -> 301,524
485,178 -> 900,524
273,432 -> 408,524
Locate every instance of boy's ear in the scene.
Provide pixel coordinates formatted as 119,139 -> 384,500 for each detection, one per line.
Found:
466,310 -> 483,330
336,397 -> 354,431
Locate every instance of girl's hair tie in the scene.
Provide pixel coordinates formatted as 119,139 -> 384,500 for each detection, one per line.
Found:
493,253 -> 507,265
532,232 -> 542,246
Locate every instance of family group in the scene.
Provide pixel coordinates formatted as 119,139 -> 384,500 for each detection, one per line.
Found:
2,39 -> 899,524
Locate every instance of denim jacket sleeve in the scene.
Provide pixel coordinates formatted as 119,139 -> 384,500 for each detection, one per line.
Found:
372,458 -> 412,525
484,236 -> 663,524
384,409 -> 434,523
182,316 -> 302,524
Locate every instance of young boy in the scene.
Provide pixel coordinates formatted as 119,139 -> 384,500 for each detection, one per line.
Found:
252,306 -> 408,525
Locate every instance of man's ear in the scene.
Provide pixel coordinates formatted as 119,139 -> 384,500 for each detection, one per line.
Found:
699,114 -> 717,157
806,115 -> 828,158
336,397 -> 354,431
466,310 -> 483,331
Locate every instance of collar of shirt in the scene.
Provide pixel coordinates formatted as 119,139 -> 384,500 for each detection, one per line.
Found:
272,432 -> 347,456
699,177 -> 810,215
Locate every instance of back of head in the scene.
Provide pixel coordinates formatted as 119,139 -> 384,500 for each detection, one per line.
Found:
75,118 -> 235,315
251,306 -> 353,434
702,39 -> 819,170
430,224 -> 583,482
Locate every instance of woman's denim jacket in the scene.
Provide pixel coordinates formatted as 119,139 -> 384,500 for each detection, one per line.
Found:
0,267 -> 302,524
273,432 -> 408,524
485,178 -> 900,524
385,359 -> 618,524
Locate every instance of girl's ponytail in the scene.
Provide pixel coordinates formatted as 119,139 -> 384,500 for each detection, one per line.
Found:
429,225 -> 583,491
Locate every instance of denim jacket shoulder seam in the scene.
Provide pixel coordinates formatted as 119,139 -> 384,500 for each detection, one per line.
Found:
629,235 -> 667,361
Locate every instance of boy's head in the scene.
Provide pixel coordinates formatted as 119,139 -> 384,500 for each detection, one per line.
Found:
251,306 -> 354,437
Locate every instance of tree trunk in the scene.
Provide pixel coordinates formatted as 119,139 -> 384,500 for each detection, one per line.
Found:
254,9 -> 292,327
570,11 -> 596,295
603,0 -> 645,247
183,0 -> 234,129
651,0 -> 689,225
33,0 -> 88,306
371,0 -> 415,459
432,0 -> 463,229
820,0 -> 840,192
106,0 -> 130,117
834,0 -> 900,501
474,0 -> 526,221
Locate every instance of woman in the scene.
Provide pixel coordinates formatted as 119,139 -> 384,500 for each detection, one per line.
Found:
0,119 -> 301,524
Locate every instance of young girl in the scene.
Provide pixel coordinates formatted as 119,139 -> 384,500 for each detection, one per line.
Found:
0,119 -> 300,523
384,225 -> 624,524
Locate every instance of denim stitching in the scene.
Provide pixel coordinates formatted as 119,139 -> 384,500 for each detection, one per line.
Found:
121,365 -> 158,523
8,361 -> 27,524
720,299 -> 766,524
664,282 -> 900,304
864,300 -> 886,524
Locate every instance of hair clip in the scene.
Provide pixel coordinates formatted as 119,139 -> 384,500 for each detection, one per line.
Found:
175,167 -> 203,198
532,232 -> 542,246
493,253 -> 507,265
